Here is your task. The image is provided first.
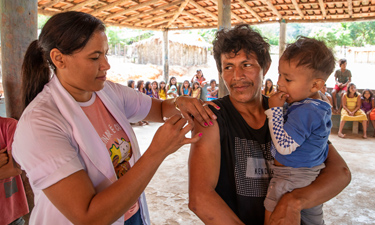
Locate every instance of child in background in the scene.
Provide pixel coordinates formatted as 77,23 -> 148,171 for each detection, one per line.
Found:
180,80 -> 191,96
191,81 -> 201,99
264,37 -> 335,225
206,79 -> 218,101
262,78 -> 276,97
145,81 -> 153,97
159,81 -> 167,100
167,77 -> 178,99
127,80 -> 135,89
338,83 -> 368,138
151,81 -> 159,99
191,69 -> 207,87
320,83 -> 333,107
361,89 -> 374,136
137,80 -> 145,94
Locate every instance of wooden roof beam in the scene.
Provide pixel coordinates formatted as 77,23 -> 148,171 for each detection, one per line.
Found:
40,0 -> 62,9
231,12 -> 245,23
105,21 -> 161,30
176,18 -> 193,27
121,0 -> 184,22
147,18 -> 171,27
66,0 -> 98,11
38,8 -> 58,17
105,0 -> 161,20
237,0 -> 262,21
291,0 -> 304,19
260,0 -> 282,18
166,0 -> 191,28
188,1 -> 218,21
90,0 -> 133,16
348,0 -> 353,17
318,0 -> 327,18
134,10 -> 176,25
182,10 -> 210,25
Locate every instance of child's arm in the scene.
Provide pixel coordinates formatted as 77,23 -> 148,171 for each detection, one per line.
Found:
341,94 -> 351,113
353,94 -> 362,113
265,107 -> 300,155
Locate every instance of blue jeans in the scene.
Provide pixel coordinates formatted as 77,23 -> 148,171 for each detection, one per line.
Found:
124,210 -> 143,225
9,217 -> 25,225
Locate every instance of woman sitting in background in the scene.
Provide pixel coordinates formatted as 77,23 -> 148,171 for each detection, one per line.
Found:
338,83 -> 368,138
262,78 -> 276,97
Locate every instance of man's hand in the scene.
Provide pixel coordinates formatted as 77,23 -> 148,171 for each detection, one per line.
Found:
269,192 -> 301,225
268,92 -> 289,108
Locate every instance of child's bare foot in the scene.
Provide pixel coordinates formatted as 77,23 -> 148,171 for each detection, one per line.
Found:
338,132 -> 346,138
363,135 -> 368,139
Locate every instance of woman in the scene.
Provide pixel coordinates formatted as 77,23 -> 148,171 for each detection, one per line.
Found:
13,12 -> 217,225
261,78 -> 276,97
338,83 -> 367,138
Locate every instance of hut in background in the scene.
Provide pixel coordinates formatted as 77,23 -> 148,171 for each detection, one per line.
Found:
132,33 -> 210,66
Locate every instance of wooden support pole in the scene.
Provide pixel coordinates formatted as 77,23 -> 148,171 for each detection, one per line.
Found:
163,29 -> 169,82
279,19 -> 287,58
0,1 -> 38,221
217,0 -> 231,97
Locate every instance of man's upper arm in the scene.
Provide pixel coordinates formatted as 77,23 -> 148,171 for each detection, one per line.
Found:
189,119 -> 221,195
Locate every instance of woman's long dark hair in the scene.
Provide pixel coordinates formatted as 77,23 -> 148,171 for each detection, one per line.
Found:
21,11 -> 105,109
264,78 -> 274,94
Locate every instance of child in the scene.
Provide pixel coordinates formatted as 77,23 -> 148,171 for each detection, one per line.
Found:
206,79 -> 218,101
151,81 -> 159,99
320,83 -> 333,107
137,80 -> 145,94
167,77 -> 178,99
159,81 -> 167,100
191,81 -> 201,99
145,81 -> 153,97
332,59 -> 352,113
338,83 -> 368,138
180,80 -> 191,96
191,69 -> 206,87
262,78 -> 276,97
264,37 -> 335,225
127,80 -> 135,89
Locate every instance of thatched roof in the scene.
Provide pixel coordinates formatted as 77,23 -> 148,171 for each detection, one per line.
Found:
38,0 -> 375,31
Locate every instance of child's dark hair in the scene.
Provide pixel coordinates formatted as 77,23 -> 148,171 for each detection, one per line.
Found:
159,81 -> 166,92
281,36 -> 335,81
169,76 -> 177,87
192,81 -> 200,90
151,81 -> 158,90
210,79 -> 217,85
213,24 -> 271,75
362,89 -> 374,102
21,11 -> 105,109
347,83 -> 358,97
339,58 -> 347,66
137,80 -> 144,92
145,81 -> 152,91
127,80 -> 134,88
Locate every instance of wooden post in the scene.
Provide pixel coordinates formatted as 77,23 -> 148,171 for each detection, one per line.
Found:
0,0 -> 37,221
217,0 -> 231,98
279,19 -> 287,58
162,29 -> 169,83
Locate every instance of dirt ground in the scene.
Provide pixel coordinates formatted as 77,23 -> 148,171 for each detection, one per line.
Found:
134,123 -> 375,225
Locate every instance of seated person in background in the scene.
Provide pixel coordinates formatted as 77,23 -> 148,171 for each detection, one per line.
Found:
127,80 -> 135,89
151,81 -> 159,99
320,83 -> 333,108
191,81 -> 201,99
158,81 -> 167,100
262,78 -> 276,97
360,89 -> 374,136
191,69 -> 207,87
206,79 -> 219,101
332,59 -> 351,113
167,76 -> 178,99
180,80 -> 191,96
264,37 -> 336,225
338,83 -> 368,138
145,81 -> 153,97
0,117 -> 29,225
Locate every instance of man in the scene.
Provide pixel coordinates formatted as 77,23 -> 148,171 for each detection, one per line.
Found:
188,24 -> 351,225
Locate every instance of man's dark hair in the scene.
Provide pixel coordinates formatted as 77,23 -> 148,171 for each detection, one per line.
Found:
212,24 -> 271,74
281,36 -> 335,80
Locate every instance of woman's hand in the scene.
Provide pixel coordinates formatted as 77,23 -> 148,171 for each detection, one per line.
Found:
150,114 -> 202,157
0,147 -> 8,168
175,96 -> 219,127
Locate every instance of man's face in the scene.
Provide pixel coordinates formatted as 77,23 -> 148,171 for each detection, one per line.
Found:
221,50 -> 266,104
